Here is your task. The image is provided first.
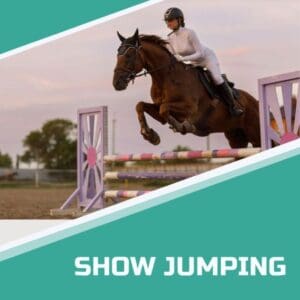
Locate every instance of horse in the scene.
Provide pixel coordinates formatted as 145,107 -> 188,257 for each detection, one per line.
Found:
113,29 -> 261,148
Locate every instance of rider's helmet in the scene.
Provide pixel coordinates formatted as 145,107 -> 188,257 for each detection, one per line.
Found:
164,8 -> 185,27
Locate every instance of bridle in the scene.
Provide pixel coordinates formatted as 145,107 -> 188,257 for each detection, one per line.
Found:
114,42 -> 174,84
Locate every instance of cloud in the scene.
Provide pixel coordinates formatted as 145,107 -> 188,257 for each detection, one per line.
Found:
218,46 -> 252,58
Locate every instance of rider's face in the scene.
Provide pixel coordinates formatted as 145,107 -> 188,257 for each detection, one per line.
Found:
166,19 -> 179,30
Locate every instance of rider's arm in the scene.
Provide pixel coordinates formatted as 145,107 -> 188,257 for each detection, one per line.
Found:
166,38 -> 175,54
181,29 -> 205,61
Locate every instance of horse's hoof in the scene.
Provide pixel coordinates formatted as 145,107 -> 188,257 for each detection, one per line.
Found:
181,127 -> 187,135
169,125 -> 178,133
152,136 -> 160,145
141,128 -> 160,145
182,120 -> 195,135
148,128 -> 160,145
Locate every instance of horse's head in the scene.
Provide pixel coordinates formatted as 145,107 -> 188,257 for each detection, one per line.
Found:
113,29 -> 144,91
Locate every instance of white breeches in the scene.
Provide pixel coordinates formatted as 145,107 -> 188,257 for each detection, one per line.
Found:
205,56 -> 224,85
197,50 -> 224,85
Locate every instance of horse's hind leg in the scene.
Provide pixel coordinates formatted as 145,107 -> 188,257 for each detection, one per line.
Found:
244,122 -> 261,148
136,102 -> 165,145
224,129 -> 249,148
159,101 -> 198,135
167,115 -> 197,135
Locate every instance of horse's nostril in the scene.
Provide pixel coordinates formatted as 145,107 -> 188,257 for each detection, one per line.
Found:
113,78 -> 128,91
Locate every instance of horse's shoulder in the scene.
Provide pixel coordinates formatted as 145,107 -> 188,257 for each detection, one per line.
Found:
150,85 -> 163,103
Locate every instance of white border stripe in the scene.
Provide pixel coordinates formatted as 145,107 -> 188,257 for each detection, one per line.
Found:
0,0 -> 165,60
0,139 -> 299,261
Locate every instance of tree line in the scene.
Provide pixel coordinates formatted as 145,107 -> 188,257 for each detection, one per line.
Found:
0,118 -> 194,169
0,119 -> 76,169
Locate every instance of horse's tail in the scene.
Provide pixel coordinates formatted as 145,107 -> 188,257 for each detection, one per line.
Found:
270,96 -> 297,133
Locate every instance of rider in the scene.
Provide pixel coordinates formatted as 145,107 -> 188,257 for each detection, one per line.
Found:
164,7 -> 244,117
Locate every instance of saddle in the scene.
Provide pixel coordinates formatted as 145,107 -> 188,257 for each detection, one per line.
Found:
194,66 -> 240,101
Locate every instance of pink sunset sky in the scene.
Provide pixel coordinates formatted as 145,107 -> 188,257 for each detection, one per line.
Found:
0,0 -> 299,164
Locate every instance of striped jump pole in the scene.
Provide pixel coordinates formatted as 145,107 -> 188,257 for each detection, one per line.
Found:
104,148 -> 261,162
104,171 -> 199,181
104,190 -> 149,199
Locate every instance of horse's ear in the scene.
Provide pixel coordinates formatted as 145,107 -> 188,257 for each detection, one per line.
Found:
133,28 -> 140,46
134,28 -> 139,38
117,31 -> 126,42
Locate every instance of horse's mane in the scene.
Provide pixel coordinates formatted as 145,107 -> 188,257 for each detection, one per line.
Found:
139,34 -> 172,56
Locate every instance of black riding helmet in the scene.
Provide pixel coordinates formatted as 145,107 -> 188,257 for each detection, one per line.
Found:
164,7 -> 184,25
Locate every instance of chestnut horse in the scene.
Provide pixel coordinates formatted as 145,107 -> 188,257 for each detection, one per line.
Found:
113,29 -> 261,148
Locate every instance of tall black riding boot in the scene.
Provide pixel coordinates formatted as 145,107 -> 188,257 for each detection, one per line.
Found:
217,82 -> 244,117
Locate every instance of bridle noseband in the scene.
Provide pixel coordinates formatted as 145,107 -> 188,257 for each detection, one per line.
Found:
114,43 -> 143,84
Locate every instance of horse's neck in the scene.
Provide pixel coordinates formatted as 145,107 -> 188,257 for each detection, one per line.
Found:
141,43 -> 172,85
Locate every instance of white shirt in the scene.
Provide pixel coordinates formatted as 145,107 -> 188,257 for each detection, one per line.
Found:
167,27 -> 214,66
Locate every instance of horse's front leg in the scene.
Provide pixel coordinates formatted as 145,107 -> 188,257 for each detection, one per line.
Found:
136,102 -> 165,145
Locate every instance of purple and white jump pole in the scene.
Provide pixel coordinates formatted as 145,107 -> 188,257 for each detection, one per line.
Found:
259,71 -> 300,150
56,71 -> 300,213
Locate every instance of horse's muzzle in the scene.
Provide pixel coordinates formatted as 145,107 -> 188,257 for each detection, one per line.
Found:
113,72 -> 131,91
113,80 -> 129,91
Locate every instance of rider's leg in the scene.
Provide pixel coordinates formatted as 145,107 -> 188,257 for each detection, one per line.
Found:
205,53 -> 244,117
217,81 -> 244,117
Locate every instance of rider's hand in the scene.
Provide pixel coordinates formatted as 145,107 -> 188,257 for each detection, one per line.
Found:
174,54 -> 184,62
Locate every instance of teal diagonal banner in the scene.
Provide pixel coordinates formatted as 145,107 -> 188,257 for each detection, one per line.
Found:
0,0 -> 156,54
0,142 -> 299,299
